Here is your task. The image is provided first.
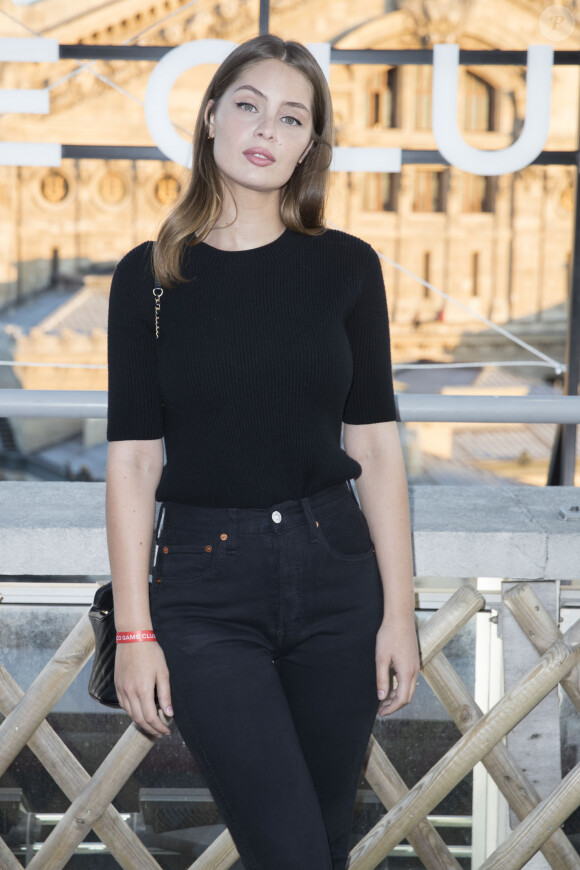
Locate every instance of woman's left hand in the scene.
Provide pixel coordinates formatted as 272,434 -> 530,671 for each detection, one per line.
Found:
375,617 -> 421,717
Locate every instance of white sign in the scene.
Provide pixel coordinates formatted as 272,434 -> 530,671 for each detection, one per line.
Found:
432,43 -> 553,174
0,37 -> 61,166
0,37 -> 554,175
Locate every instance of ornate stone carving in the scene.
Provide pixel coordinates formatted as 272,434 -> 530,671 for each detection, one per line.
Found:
398,0 -> 475,45
40,171 -> 70,203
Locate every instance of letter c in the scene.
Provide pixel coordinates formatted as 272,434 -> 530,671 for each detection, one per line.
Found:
144,39 -> 237,167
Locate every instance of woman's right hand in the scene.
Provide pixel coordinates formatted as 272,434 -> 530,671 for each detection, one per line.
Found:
115,642 -> 174,737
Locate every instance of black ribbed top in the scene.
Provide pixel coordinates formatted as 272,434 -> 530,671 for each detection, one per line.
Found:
106,227 -> 398,508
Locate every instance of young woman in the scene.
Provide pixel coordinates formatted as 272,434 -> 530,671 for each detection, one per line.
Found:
106,32 -> 420,870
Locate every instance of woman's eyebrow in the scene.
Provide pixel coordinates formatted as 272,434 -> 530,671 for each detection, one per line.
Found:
233,84 -> 310,114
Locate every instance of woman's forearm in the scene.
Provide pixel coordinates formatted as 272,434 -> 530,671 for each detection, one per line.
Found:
345,420 -> 420,713
350,429 -> 415,623
105,440 -> 164,632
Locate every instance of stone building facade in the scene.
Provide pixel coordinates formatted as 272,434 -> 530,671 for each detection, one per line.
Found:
0,0 -> 577,371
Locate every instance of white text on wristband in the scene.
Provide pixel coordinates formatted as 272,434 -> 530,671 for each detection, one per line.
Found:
116,630 -> 157,643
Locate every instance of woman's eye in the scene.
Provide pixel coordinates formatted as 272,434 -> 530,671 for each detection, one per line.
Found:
282,116 -> 302,127
236,102 -> 257,112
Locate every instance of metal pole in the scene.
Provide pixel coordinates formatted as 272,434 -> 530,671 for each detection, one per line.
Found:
549,79 -> 580,485
1,389 -> 580,423
259,0 -> 269,35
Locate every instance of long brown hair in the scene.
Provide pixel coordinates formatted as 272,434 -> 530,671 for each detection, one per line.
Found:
152,34 -> 334,288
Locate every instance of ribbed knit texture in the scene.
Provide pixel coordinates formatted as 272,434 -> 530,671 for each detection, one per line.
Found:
106,227 -> 398,508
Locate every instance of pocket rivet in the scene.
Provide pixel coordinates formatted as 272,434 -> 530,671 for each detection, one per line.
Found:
162,546 -> 169,554
157,577 -> 161,584
220,533 -> 228,541
205,545 -> 212,552
315,521 -> 319,527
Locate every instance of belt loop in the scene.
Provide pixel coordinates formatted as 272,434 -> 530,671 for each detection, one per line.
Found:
156,503 -> 166,538
227,508 -> 237,553
346,479 -> 359,506
151,503 -> 166,576
300,496 -> 319,543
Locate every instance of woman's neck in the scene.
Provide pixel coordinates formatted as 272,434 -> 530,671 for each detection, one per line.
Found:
202,186 -> 285,252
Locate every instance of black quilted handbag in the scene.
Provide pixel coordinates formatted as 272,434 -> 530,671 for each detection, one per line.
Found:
88,581 -> 120,708
88,509 -> 161,708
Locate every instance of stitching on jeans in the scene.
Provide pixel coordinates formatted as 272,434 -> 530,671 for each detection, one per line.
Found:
232,503 -> 357,535
317,500 -> 362,523
176,703 -> 262,870
316,510 -> 374,560
160,525 -> 223,534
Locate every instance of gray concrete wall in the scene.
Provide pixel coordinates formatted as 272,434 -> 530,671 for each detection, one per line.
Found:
0,481 -> 578,578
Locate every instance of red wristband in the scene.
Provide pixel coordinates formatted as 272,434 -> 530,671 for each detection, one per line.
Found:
116,630 -> 157,643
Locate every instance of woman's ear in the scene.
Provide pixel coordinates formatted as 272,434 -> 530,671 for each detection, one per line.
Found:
204,99 -> 215,138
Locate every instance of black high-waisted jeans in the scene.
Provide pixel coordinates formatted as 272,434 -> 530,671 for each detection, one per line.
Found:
149,480 -> 384,870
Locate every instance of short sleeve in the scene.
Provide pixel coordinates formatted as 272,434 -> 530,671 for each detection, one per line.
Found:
106,245 -> 164,441
342,245 -> 398,425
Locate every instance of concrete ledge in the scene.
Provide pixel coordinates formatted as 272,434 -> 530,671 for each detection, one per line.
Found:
0,482 -> 578,579
410,485 -> 580,580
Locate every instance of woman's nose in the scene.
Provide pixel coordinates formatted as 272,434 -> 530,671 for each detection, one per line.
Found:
255,116 -> 276,140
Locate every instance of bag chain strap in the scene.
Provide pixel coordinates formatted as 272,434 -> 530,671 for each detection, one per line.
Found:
153,278 -> 163,339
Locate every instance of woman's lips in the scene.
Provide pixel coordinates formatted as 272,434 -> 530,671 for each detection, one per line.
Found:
243,148 -> 275,166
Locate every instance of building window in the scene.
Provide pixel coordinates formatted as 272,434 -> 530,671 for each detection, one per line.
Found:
464,72 -> 495,131
423,252 -> 431,297
412,169 -> 445,212
40,171 -> 69,203
471,252 -> 480,296
362,173 -> 398,211
98,171 -> 127,205
154,174 -> 181,205
414,66 -> 432,130
366,68 -> 398,128
463,174 -> 495,212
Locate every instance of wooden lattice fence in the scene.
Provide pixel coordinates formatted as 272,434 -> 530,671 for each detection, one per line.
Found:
0,582 -> 579,869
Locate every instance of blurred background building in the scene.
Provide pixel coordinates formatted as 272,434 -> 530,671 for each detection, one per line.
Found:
0,0 -> 578,485
1,3 -> 579,867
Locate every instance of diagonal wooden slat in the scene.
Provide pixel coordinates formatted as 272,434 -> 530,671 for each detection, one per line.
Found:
25,713 -> 170,870
423,649 -> 580,869
362,585 -> 579,870
504,582 -> 580,709
358,585 -> 487,870
363,736 -> 464,870
187,827 -> 240,870
478,761 -> 580,870
0,835 -> 22,870
0,612 -> 94,779
0,664 -> 163,870
347,636 -> 580,869
417,584 -> 486,661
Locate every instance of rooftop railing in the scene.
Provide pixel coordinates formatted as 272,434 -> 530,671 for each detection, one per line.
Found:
2,389 -> 580,424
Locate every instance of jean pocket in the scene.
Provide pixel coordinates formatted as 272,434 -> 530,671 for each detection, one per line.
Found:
316,503 -> 375,561
154,528 -> 223,584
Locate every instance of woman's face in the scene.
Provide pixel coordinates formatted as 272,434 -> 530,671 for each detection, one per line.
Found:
204,58 -> 315,198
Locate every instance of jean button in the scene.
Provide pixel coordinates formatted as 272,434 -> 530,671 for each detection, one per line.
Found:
271,510 -> 282,523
